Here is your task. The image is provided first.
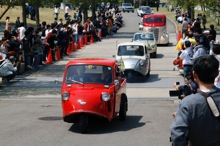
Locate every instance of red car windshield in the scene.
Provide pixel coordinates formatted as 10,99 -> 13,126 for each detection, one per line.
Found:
66,65 -> 113,84
143,15 -> 166,27
118,45 -> 144,56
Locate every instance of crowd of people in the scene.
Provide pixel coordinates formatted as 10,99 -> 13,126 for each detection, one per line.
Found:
171,9 -> 220,146
0,5 -> 124,83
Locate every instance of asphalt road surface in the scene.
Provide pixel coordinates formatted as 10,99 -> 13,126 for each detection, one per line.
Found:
0,11 -> 182,146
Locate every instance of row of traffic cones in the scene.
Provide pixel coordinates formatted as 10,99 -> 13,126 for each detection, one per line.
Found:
45,32 -> 102,64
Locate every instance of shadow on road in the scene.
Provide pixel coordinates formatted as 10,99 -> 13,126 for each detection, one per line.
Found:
68,115 -> 145,134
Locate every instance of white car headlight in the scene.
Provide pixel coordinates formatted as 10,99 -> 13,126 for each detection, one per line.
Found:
139,60 -> 145,66
101,92 -> 110,101
62,92 -> 70,101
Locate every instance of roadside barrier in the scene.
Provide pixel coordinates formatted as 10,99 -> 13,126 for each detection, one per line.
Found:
46,48 -> 53,64
90,34 -> 94,44
79,36 -> 84,48
66,43 -> 71,55
177,30 -> 182,42
84,34 -> 88,45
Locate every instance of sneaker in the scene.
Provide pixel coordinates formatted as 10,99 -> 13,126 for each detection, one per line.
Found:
27,65 -> 33,69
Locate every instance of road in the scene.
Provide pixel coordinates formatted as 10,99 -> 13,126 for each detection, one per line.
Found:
0,11 -> 181,146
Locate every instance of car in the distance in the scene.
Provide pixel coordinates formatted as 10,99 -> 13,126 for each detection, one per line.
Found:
132,32 -> 157,58
120,3 -> 134,13
114,42 -> 150,83
137,6 -> 154,17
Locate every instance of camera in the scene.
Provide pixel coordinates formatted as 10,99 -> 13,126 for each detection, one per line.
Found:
169,85 -> 192,99
176,82 -> 180,85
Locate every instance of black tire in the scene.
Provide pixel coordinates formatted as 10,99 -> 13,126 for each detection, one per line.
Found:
150,52 -> 157,58
119,97 -> 127,121
2,77 -> 8,84
146,62 -> 151,77
132,11 -> 134,13
79,114 -> 89,133
127,72 -> 133,83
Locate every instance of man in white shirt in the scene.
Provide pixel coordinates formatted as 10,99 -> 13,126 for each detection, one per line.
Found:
54,5 -> 60,19
17,22 -> 26,42
64,5 -> 70,20
179,40 -> 193,77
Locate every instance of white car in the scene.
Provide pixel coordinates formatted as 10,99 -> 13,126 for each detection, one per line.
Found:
137,6 -> 153,17
114,42 -> 150,82
121,3 -> 134,13
132,32 -> 157,58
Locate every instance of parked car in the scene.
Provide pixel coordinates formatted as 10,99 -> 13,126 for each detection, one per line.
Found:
132,32 -> 157,58
137,6 -> 154,17
114,42 -> 150,82
120,3 -> 134,13
60,58 -> 128,133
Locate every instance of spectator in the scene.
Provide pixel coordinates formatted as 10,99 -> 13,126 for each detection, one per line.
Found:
193,37 -> 207,59
179,40 -> 193,77
194,28 -> 209,49
0,56 -> 17,83
170,55 -> 220,146
173,72 -> 198,100
5,16 -> 11,33
64,5 -> 70,20
192,18 -> 201,32
209,24 -> 217,42
17,22 -> 26,42
182,18 -> 188,38
54,5 -> 60,19
213,44 -> 220,88
14,17 -> 21,30
202,14 -> 207,30
177,14 -> 184,24
31,41 -> 41,69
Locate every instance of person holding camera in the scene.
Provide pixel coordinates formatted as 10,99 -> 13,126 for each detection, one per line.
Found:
170,55 -> 220,146
173,72 -> 198,100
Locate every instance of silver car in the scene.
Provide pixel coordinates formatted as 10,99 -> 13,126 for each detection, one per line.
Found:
114,42 -> 150,83
132,32 -> 157,58
137,6 -> 154,17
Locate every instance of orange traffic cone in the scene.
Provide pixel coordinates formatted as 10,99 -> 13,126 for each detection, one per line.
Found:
56,46 -> 61,60
46,48 -> 53,64
66,43 -> 71,55
77,39 -> 81,49
177,30 -> 182,42
84,34 -> 88,45
90,34 -> 94,44
79,36 -> 84,47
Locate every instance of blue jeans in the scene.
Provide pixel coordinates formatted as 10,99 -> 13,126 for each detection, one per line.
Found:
183,65 -> 193,77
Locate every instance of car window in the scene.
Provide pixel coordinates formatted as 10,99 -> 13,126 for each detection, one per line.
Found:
66,65 -> 113,84
122,3 -> 132,6
134,34 -> 154,41
118,45 -> 144,56
145,17 -> 163,23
